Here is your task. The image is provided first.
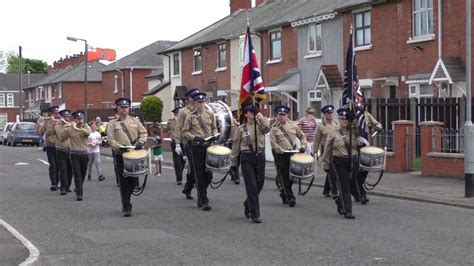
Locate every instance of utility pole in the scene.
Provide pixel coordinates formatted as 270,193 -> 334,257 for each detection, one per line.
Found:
18,46 -> 23,121
465,0 -> 473,198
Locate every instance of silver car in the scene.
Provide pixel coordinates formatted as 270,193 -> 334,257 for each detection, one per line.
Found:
6,122 -> 40,147
1,122 -> 14,145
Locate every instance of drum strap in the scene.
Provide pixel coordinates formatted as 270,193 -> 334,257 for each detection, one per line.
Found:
119,122 -> 136,145
278,125 -> 295,149
196,114 -> 211,138
243,125 -> 255,153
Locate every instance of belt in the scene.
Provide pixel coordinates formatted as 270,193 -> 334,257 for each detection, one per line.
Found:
56,147 -> 70,153
242,149 -> 264,154
70,150 -> 88,155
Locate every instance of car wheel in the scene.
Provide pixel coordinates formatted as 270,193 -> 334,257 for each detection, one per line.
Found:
12,142 -> 17,147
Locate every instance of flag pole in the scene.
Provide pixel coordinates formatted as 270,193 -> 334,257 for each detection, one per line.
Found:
348,25 -> 356,195
247,20 -> 258,157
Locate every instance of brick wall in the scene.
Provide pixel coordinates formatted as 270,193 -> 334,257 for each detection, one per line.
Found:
385,120 -> 414,172
0,108 -> 19,122
102,69 -> 153,104
60,82 -> 103,113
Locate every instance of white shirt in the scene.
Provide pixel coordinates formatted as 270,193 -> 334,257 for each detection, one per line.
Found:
87,131 -> 101,153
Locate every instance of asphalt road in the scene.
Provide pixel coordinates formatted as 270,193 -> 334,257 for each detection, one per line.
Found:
0,145 -> 473,265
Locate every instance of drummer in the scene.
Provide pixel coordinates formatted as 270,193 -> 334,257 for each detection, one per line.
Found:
321,108 -> 358,219
231,103 -> 270,223
176,88 -> 200,200
313,104 -> 339,198
182,92 -> 218,211
36,106 -> 60,191
168,107 -> 185,185
270,105 -> 307,207
54,109 -> 73,195
107,97 -> 147,217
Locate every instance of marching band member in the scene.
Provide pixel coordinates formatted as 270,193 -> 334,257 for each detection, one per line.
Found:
37,106 -> 60,191
168,107 -> 185,185
182,92 -> 218,211
177,88 -> 200,200
322,108 -> 359,219
313,105 -> 339,198
231,104 -> 270,223
270,105 -> 307,207
107,98 -> 147,217
62,111 -> 91,201
54,109 -> 73,195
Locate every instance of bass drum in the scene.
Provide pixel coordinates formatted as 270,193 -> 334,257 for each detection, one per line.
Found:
206,101 -> 233,144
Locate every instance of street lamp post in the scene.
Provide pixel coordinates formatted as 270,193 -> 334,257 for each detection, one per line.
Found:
67,36 -> 88,121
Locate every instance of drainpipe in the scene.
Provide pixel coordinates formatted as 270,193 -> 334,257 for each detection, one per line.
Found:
129,67 -> 134,104
438,0 -> 442,58
163,54 -> 172,105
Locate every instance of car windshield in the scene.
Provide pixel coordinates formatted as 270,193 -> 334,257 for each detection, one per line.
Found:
17,123 -> 36,130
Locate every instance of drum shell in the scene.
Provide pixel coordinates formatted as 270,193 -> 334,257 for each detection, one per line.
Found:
206,145 -> 231,172
289,154 -> 314,180
206,101 -> 232,144
123,152 -> 150,177
359,146 -> 384,172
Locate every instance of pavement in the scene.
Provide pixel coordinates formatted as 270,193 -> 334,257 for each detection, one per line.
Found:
100,148 -> 474,210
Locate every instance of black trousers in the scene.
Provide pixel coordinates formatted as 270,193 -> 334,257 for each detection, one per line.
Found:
191,144 -> 212,205
112,150 -> 119,185
241,151 -> 265,219
332,156 -> 359,214
70,153 -> 89,197
182,142 -> 196,194
171,140 -> 185,182
352,170 -> 369,199
114,153 -> 138,210
57,149 -> 73,191
322,147 -> 337,196
272,150 -> 282,189
45,146 -> 59,187
226,141 -> 240,182
275,153 -> 295,201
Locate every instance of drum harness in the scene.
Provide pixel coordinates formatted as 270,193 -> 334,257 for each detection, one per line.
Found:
361,131 -> 385,191
279,125 -> 314,196
119,121 -> 148,196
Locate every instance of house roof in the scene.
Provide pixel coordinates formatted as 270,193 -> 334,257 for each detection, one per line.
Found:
320,65 -> 343,88
145,69 -> 164,79
161,0 -> 356,54
102,40 -> 177,72
0,73 -> 45,91
143,81 -> 171,96
429,57 -> 466,85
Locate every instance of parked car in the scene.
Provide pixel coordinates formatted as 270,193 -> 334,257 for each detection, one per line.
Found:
6,122 -> 40,147
1,122 -> 14,145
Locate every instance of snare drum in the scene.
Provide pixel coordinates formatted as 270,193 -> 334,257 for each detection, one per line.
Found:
289,153 -> 314,181
123,150 -> 150,177
206,145 -> 231,172
359,146 -> 385,172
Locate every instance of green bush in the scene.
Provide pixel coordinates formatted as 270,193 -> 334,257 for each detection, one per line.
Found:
140,96 -> 163,123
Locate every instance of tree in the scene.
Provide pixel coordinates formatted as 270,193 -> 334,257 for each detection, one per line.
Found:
140,96 -> 164,125
6,54 -> 48,74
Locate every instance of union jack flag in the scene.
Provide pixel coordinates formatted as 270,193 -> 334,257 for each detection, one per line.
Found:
342,31 -> 367,139
239,26 -> 265,110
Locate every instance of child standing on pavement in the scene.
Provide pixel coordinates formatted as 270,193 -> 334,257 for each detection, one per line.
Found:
87,121 -> 105,181
151,129 -> 163,176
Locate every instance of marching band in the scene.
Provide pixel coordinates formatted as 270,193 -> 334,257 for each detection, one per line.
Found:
35,88 -> 384,221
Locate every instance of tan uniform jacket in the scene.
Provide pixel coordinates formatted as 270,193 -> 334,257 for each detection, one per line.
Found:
313,120 -> 339,153
231,116 -> 270,166
182,109 -> 218,141
228,118 -> 240,142
64,122 -> 91,152
321,124 -> 359,170
108,115 -> 148,152
364,111 -> 383,133
167,117 -> 180,140
270,121 -> 307,154
37,118 -> 57,145
54,123 -> 71,150
176,105 -> 193,143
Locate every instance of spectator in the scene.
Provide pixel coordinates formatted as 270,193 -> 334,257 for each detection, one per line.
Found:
87,121 -> 105,181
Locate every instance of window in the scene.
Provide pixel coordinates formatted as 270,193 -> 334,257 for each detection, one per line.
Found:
354,11 -> 371,46
409,84 -> 433,98
0,94 -> 4,107
193,48 -> 202,73
217,43 -> 226,68
40,86 -> 44,100
270,30 -> 282,60
35,87 -> 39,101
46,86 -> 52,103
28,91 -> 32,101
308,24 -> 322,53
173,53 -> 180,76
58,84 -> 62,99
114,75 -> 118,94
308,90 -> 322,101
413,0 -> 433,37
239,35 -> 245,66
7,93 -> 13,107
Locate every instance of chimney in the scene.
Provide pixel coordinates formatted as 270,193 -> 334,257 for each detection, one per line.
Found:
230,0 -> 251,14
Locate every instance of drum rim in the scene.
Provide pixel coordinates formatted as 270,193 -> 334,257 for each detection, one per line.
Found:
360,146 -> 384,154
123,150 -> 148,159
207,145 -> 231,155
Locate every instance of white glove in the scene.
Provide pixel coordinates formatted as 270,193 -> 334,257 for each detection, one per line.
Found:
175,144 -> 182,155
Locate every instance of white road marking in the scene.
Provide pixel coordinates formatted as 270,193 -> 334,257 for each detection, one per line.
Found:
37,159 -> 49,166
0,219 -> 40,266
14,162 -> 30,165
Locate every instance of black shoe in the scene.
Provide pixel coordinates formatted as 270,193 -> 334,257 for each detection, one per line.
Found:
197,201 -> 203,208
335,198 -> 344,215
76,195 -> 83,201
344,212 -> 355,219
202,203 -> 212,211
251,217 -> 262,223
244,202 -> 250,218
233,179 -> 240,185
322,191 -> 331,197
288,198 -> 296,207
87,175 -> 91,181
183,191 -> 193,200
354,197 -> 361,203
98,175 -> 105,181
50,186 -> 57,191
60,190 -> 67,196
279,193 -> 289,205
177,181 -> 182,185
361,197 -> 369,205
66,188 -> 72,193
332,195 -> 338,200
122,205 -> 132,217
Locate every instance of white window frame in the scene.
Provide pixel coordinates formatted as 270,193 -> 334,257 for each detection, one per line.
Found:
46,86 -> 52,103
113,75 -> 119,94
308,89 -> 322,101
40,86 -> 44,100
0,93 -> 5,107
412,0 -> 434,38
217,43 -> 227,70
192,48 -> 202,74
409,83 -> 432,98
269,29 -> 282,60
58,84 -> 62,99
28,90 -> 33,101
172,53 -> 180,77
7,93 -> 14,107
354,10 -> 371,47
308,23 -> 322,54
35,87 -> 39,101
